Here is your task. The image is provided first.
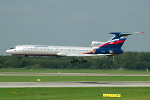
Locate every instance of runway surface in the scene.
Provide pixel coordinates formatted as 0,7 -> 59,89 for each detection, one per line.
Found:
0,81 -> 150,88
0,72 -> 150,76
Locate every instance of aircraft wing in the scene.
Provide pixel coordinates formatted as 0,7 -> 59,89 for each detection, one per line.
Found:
57,52 -> 113,57
65,53 -> 113,57
57,53 -> 68,56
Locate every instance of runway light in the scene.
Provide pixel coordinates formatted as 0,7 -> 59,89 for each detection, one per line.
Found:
103,94 -> 121,97
9,92 -> 17,94
37,79 -> 41,82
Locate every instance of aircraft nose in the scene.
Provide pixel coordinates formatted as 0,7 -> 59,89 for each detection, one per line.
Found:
6,49 -> 13,54
6,50 -> 9,53
6,50 -> 10,53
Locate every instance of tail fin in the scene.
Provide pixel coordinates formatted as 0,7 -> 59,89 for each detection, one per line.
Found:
94,32 -> 145,54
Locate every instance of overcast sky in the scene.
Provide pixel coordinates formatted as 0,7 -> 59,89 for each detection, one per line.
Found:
0,0 -> 150,55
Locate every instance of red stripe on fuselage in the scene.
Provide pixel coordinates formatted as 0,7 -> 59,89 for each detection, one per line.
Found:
118,40 -> 125,43
98,40 -> 126,49
98,42 -> 117,49
82,51 -> 93,54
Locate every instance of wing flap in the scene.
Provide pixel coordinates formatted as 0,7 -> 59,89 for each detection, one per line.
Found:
66,53 -> 113,57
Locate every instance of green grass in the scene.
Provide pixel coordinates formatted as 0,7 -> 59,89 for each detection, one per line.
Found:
0,87 -> 150,100
0,76 -> 150,82
0,68 -> 150,74
0,69 -> 149,99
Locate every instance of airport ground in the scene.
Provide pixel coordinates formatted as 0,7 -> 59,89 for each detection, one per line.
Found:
0,69 -> 150,100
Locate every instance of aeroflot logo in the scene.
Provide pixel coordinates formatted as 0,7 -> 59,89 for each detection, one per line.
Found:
35,46 -> 48,47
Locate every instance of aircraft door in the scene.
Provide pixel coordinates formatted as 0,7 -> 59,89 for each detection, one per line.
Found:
23,46 -> 27,52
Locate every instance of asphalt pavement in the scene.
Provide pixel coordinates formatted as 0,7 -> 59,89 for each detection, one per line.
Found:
0,81 -> 150,88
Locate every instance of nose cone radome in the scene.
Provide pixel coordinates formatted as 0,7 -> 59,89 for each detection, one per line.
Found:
6,50 -> 9,53
6,49 -> 14,54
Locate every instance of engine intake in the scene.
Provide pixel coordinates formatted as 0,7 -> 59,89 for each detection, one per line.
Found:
91,41 -> 105,47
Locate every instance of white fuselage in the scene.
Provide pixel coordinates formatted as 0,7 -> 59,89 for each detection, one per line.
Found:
6,45 -> 94,56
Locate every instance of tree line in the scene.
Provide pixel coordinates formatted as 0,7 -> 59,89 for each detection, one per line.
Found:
0,52 -> 150,70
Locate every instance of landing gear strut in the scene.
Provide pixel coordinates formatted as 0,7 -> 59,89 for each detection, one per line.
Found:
70,59 -> 88,64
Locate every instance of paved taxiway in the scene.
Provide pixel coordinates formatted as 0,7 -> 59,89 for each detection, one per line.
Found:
0,81 -> 150,88
0,72 -> 150,76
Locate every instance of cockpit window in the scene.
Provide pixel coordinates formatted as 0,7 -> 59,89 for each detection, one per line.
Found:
10,47 -> 14,49
10,47 -> 16,49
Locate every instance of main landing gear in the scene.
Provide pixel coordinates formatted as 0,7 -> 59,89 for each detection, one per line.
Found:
70,58 -> 88,64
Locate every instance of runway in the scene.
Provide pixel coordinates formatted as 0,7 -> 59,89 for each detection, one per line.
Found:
0,81 -> 150,88
0,72 -> 150,76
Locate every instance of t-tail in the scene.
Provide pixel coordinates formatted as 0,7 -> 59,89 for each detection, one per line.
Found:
93,32 -> 145,55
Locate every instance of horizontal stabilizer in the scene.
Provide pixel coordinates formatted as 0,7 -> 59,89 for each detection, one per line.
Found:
110,32 -> 145,36
109,32 -> 145,41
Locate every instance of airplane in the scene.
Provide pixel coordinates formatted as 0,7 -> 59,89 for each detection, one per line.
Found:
6,32 -> 144,63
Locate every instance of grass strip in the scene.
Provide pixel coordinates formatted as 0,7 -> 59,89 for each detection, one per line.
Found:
0,87 -> 150,100
0,76 -> 150,82
0,68 -> 150,74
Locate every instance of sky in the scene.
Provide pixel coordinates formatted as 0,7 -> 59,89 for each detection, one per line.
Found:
0,0 -> 150,55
